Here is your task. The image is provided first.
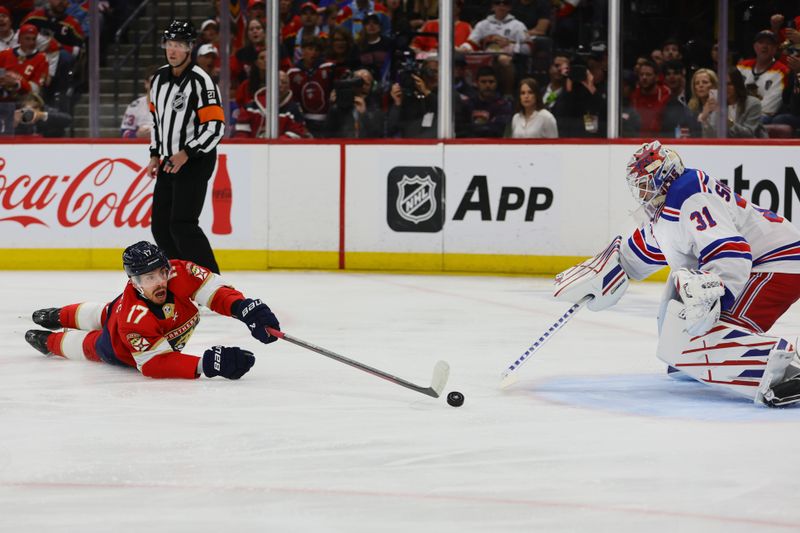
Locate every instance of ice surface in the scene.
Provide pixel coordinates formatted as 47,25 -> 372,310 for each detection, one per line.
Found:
2,270 -> 800,532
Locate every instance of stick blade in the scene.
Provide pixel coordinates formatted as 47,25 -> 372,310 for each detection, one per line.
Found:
428,360 -> 450,398
499,371 -> 519,390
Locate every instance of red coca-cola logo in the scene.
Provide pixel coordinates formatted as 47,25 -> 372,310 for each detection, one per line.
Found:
0,156 -> 154,228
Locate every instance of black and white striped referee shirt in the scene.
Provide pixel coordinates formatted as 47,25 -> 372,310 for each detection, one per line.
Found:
148,63 -> 225,158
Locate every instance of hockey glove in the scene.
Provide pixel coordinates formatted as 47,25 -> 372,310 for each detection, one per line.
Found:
553,236 -> 629,311
675,268 -> 725,336
202,345 -> 255,379
232,298 -> 280,344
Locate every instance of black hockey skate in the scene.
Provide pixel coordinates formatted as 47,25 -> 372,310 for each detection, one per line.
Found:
32,308 -> 62,330
764,376 -> 800,407
25,330 -> 53,355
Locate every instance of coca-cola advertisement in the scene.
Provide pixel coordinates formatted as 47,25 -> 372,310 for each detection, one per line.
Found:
0,145 -> 257,249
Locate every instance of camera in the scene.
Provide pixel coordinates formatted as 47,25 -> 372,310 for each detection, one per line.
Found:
333,75 -> 363,110
396,50 -> 421,97
567,64 -> 588,83
20,107 -> 36,125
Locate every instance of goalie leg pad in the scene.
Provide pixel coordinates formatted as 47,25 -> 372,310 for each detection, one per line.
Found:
553,236 -> 629,311
657,300 -> 794,401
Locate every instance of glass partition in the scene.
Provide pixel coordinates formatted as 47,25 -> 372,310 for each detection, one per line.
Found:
3,1 -> 799,140
620,1 -> 799,140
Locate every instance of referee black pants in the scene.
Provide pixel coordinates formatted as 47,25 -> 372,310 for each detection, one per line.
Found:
151,151 -> 220,273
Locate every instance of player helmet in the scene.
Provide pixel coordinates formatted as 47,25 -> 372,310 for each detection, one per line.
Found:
122,241 -> 170,278
162,19 -> 197,46
626,140 -> 684,207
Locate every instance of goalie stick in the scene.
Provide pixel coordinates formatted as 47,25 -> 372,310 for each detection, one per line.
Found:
266,327 -> 450,398
499,295 -> 592,389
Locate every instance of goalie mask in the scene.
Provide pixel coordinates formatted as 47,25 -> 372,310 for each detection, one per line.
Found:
626,140 -> 684,216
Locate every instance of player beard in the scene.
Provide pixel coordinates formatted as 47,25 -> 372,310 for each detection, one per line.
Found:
148,285 -> 168,305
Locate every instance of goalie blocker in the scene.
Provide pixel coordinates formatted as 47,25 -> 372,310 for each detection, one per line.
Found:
554,237 -> 800,407
553,236 -> 629,311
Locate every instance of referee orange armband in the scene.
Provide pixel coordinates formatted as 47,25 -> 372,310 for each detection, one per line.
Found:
198,104 -> 225,124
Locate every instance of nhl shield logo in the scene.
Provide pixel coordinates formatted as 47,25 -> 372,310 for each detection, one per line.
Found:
396,174 -> 436,223
172,93 -> 186,111
387,166 -> 445,232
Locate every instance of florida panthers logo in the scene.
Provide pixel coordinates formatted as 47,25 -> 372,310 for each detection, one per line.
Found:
127,333 -> 151,352
396,174 -> 437,224
187,263 -> 208,280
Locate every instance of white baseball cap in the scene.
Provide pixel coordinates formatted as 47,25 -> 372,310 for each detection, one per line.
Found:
200,19 -> 218,32
197,43 -> 218,56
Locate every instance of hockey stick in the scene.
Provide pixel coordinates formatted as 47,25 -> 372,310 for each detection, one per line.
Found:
499,295 -> 593,389
267,327 -> 450,398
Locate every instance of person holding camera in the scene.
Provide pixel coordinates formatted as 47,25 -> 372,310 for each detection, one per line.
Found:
551,61 -> 604,137
387,55 -> 439,138
325,68 -> 385,138
13,92 -> 71,137
388,55 -> 471,138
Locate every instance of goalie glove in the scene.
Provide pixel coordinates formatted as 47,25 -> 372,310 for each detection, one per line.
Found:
674,268 -> 725,336
553,236 -> 629,311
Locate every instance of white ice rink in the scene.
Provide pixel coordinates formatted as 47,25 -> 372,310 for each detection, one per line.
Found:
2,269 -> 800,532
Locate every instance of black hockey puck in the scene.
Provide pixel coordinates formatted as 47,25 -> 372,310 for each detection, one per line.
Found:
446,391 -> 464,407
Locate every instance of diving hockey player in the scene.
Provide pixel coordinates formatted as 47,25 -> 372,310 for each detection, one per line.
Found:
24,241 -> 280,380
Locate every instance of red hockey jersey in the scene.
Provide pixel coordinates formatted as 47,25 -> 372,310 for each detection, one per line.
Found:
105,260 -> 245,379
22,8 -> 85,55
287,60 -> 335,120
0,46 -> 48,99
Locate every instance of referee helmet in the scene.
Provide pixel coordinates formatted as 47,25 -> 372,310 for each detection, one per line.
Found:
162,19 -> 197,46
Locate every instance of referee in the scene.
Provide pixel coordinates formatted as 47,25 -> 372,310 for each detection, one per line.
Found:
146,19 -> 224,274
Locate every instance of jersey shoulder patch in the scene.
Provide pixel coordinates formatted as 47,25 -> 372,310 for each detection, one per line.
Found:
664,168 -> 710,212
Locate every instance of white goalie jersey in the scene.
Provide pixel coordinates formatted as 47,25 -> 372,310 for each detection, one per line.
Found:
619,168 -> 800,313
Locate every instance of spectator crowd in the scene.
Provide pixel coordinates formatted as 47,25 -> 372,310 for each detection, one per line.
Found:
1,0 -> 139,137
6,1 -> 800,140
206,0 -> 800,140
